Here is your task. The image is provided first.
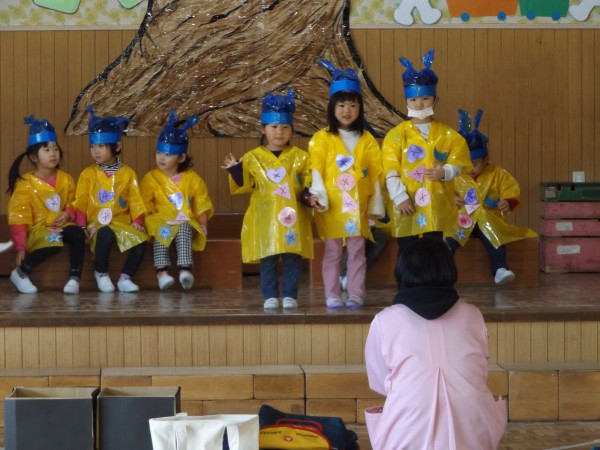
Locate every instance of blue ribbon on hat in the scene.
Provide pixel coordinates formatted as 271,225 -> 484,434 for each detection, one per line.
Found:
261,88 -> 296,125
400,49 -> 438,99
317,59 -> 362,96
458,109 -> 489,161
87,106 -> 131,145
157,110 -> 199,155
24,114 -> 57,146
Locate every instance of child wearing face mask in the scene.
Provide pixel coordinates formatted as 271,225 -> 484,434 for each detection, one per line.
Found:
444,109 -> 537,285
381,49 -> 472,256
308,59 -> 385,309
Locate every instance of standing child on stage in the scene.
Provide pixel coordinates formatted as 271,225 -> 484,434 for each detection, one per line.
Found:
222,89 -> 314,310
141,110 -> 213,290
7,115 -> 86,294
309,59 -> 385,309
381,49 -> 472,254
74,107 -> 148,293
445,109 -> 537,285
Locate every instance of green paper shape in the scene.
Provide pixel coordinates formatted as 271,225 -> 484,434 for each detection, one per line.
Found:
118,0 -> 145,9
33,0 -> 81,14
518,0 -> 569,17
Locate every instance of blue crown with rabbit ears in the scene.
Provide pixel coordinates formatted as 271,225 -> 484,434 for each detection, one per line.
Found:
400,49 -> 438,99
458,109 -> 489,161
318,59 -> 362,96
87,106 -> 131,145
157,110 -> 199,155
24,114 -> 57,146
261,88 -> 296,125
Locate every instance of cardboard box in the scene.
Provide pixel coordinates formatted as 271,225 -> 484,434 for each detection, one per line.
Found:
98,386 -> 181,450
4,387 -> 99,450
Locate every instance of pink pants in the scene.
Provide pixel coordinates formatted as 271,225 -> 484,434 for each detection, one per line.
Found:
322,237 -> 366,300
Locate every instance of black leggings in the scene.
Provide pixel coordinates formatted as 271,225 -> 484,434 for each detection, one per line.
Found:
21,225 -> 86,278
94,226 -> 147,277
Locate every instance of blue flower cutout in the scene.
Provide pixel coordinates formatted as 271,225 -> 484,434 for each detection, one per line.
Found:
285,229 -> 298,246
416,214 -> 428,229
159,226 -> 172,240
455,229 -> 467,241
47,232 -> 62,243
345,220 -> 359,236
464,187 -> 478,205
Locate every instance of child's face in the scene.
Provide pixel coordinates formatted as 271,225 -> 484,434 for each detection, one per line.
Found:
407,95 -> 435,110
468,157 -> 488,177
334,100 -> 360,130
156,151 -> 185,175
31,142 -> 60,171
262,124 -> 293,151
90,143 -> 117,165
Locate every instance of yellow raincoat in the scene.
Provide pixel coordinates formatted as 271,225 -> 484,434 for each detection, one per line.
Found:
382,120 -> 472,237
446,164 -> 537,248
229,145 -> 313,264
309,129 -> 383,241
8,170 -> 76,252
73,165 -> 148,252
141,169 -> 214,251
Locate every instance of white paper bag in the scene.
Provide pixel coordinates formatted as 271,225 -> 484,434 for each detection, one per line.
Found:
149,413 -> 259,450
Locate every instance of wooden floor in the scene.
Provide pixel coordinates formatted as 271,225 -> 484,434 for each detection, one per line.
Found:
2,271 -> 600,449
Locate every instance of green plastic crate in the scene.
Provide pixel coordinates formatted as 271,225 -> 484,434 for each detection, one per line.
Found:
540,182 -> 600,202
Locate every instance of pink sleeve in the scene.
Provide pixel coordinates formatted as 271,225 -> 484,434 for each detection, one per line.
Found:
365,315 -> 389,396
10,224 -> 27,251
75,209 -> 87,228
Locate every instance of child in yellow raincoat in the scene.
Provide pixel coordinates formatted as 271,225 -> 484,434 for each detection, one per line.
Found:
382,49 -> 472,254
74,107 -> 148,293
141,110 -> 213,290
309,60 -> 385,309
223,89 -> 314,310
7,115 -> 86,294
445,109 -> 537,285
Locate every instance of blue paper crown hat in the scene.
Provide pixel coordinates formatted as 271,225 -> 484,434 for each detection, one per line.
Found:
24,114 -> 57,146
87,106 -> 131,145
261,88 -> 296,125
458,109 -> 489,161
157,110 -> 199,155
317,59 -> 362,96
400,49 -> 438,99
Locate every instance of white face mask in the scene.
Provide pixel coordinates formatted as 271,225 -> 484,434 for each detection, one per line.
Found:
407,106 -> 435,119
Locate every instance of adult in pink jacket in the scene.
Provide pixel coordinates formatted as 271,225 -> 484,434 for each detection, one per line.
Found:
364,238 -> 507,449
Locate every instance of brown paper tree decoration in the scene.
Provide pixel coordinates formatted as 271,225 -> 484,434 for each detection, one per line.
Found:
65,0 -> 404,137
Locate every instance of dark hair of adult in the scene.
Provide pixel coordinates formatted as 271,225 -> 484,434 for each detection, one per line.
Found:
7,142 -> 63,194
326,90 -> 365,135
395,238 -> 457,289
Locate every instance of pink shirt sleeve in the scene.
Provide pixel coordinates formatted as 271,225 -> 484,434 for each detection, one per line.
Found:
10,224 -> 27,251
365,315 -> 389,396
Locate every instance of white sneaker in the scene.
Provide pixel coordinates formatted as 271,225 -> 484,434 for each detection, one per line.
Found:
0,241 -> 13,253
495,268 -> 515,285
10,269 -> 37,294
95,271 -> 115,293
158,273 -> 175,291
346,295 -> 364,308
263,298 -> 279,309
326,297 -> 345,309
179,270 -> 194,290
63,279 -> 80,294
117,278 -> 140,293
339,276 -> 348,291
282,297 -> 298,309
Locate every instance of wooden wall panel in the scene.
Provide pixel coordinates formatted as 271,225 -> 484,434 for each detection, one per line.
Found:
1,28 -> 599,232
1,322 -> 600,369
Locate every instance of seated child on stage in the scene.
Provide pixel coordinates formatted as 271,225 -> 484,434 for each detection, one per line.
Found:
74,107 -> 148,293
445,109 -> 537,285
7,115 -> 86,294
223,89 -> 314,310
141,110 -> 213,290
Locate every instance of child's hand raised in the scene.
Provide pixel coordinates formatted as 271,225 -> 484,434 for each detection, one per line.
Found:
397,198 -> 415,216
221,152 -> 240,169
424,163 -> 444,181
498,199 -> 510,214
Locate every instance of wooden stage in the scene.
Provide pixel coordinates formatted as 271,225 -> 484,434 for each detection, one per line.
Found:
1,272 -> 600,449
